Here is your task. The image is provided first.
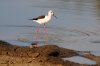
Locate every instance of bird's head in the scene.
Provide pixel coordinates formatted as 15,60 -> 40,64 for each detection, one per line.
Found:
48,10 -> 57,19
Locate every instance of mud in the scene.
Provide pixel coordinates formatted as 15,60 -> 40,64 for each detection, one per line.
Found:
0,40 -> 99,66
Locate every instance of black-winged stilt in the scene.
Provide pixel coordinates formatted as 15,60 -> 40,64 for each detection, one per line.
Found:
29,10 -> 57,46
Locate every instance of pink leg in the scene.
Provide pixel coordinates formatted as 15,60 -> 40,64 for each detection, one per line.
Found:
43,24 -> 48,45
34,24 -> 40,46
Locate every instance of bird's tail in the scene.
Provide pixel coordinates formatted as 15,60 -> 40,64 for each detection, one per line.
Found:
28,19 -> 33,20
28,18 -> 37,20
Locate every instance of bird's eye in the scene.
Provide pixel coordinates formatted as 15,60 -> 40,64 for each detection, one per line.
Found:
51,12 -> 53,14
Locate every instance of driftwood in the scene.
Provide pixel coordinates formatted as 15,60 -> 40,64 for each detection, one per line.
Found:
0,40 -> 99,66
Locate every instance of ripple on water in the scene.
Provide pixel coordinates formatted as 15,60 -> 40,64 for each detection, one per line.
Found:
90,40 -> 100,43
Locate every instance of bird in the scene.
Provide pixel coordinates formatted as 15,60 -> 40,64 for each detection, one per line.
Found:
29,10 -> 57,46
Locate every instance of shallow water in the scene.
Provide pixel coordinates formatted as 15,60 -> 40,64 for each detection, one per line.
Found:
63,56 -> 96,64
0,0 -> 100,56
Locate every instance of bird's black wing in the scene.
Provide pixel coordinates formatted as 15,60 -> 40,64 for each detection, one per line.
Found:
30,15 -> 45,20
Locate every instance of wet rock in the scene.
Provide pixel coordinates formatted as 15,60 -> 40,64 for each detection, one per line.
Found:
82,54 -> 100,64
48,51 -> 59,57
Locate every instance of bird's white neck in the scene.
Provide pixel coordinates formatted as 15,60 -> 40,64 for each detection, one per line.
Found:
47,12 -> 52,18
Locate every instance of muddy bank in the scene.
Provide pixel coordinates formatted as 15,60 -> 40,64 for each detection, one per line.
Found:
0,40 -> 99,66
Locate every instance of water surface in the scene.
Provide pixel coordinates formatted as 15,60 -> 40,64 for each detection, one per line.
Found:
0,0 -> 100,56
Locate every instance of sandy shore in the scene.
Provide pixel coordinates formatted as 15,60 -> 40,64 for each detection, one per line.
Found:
0,40 -> 99,66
